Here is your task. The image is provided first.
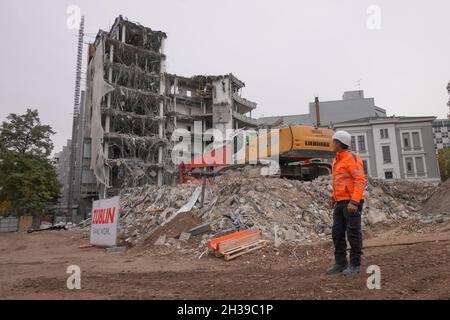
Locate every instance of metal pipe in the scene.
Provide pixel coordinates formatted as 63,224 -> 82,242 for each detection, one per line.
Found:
314,96 -> 321,128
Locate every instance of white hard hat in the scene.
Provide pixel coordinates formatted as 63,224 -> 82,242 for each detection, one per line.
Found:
332,131 -> 352,147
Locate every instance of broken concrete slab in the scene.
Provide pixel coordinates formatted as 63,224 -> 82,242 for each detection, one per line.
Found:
191,223 -> 211,236
179,232 -> 191,241
281,228 -> 296,241
154,234 -> 166,246
273,224 -> 282,248
367,209 -> 387,225
177,187 -> 202,214
160,187 -> 202,228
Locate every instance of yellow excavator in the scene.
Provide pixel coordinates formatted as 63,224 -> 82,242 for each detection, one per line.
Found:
237,125 -> 334,179
179,124 -> 335,183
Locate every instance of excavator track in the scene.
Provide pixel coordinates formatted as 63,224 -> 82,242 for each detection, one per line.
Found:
280,162 -> 332,181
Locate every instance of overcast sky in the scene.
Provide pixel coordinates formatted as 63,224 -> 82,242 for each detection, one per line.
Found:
1,0 -> 449,155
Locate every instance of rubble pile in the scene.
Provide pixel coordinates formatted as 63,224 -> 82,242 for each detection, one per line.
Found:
370,179 -> 438,206
117,183 -> 200,246
108,173 -> 440,247
419,178 -> 450,224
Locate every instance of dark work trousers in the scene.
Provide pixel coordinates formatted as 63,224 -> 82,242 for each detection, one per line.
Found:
332,200 -> 364,267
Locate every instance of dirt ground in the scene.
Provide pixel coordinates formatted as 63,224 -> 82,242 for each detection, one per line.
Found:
1,220 -> 449,300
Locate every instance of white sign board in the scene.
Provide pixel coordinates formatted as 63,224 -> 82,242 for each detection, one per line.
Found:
90,196 -> 120,246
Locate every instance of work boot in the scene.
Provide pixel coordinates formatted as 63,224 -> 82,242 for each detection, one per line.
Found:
326,264 -> 347,275
342,265 -> 360,277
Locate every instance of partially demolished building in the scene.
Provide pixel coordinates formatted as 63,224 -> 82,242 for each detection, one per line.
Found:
81,16 -> 257,206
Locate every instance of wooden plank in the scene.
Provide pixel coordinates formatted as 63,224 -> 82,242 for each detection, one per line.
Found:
218,231 -> 261,254
223,240 -> 268,255
223,240 -> 267,254
224,244 -> 266,261
224,240 -> 268,261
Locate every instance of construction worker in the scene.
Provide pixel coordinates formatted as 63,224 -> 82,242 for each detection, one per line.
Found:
326,130 -> 366,276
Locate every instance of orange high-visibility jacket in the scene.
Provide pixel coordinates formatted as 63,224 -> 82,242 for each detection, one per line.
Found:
331,150 -> 366,203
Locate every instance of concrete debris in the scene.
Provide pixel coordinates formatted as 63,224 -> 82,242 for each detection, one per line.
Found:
366,209 -> 387,225
186,223 -> 212,237
179,232 -> 191,241
177,187 -> 202,214
419,178 -> 450,218
154,234 -> 166,246
76,171 -> 440,248
370,178 -> 438,205
419,212 -> 450,224
273,225 -> 282,248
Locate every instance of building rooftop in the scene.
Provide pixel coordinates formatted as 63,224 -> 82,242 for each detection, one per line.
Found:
334,115 -> 437,126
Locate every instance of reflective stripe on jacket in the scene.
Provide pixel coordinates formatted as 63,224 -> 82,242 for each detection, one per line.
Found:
331,150 -> 366,202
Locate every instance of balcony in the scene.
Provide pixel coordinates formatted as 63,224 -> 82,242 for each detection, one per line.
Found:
232,110 -> 258,127
233,93 -> 257,114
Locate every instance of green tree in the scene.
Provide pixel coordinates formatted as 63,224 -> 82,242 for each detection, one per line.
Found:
0,109 -> 54,157
0,109 -> 60,215
438,147 -> 450,182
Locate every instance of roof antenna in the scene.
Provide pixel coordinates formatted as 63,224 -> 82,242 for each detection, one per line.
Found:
357,78 -> 363,90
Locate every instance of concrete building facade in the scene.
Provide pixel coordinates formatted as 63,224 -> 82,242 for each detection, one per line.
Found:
53,141 -> 71,207
333,116 -> 441,182
52,140 -> 75,216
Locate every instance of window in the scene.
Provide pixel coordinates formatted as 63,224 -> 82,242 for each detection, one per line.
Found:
402,131 -> 422,151
357,135 -> 366,152
402,133 -> 411,150
384,171 -> 393,179
351,136 -> 356,151
405,157 -> 414,177
415,157 -> 425,177
380,129 -> 389,139
382,146 -> 392,163
412,132 -> 421,150
362,160 -> 369,175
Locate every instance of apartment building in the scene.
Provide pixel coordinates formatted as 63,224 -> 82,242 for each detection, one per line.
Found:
333,116 -> 441,182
